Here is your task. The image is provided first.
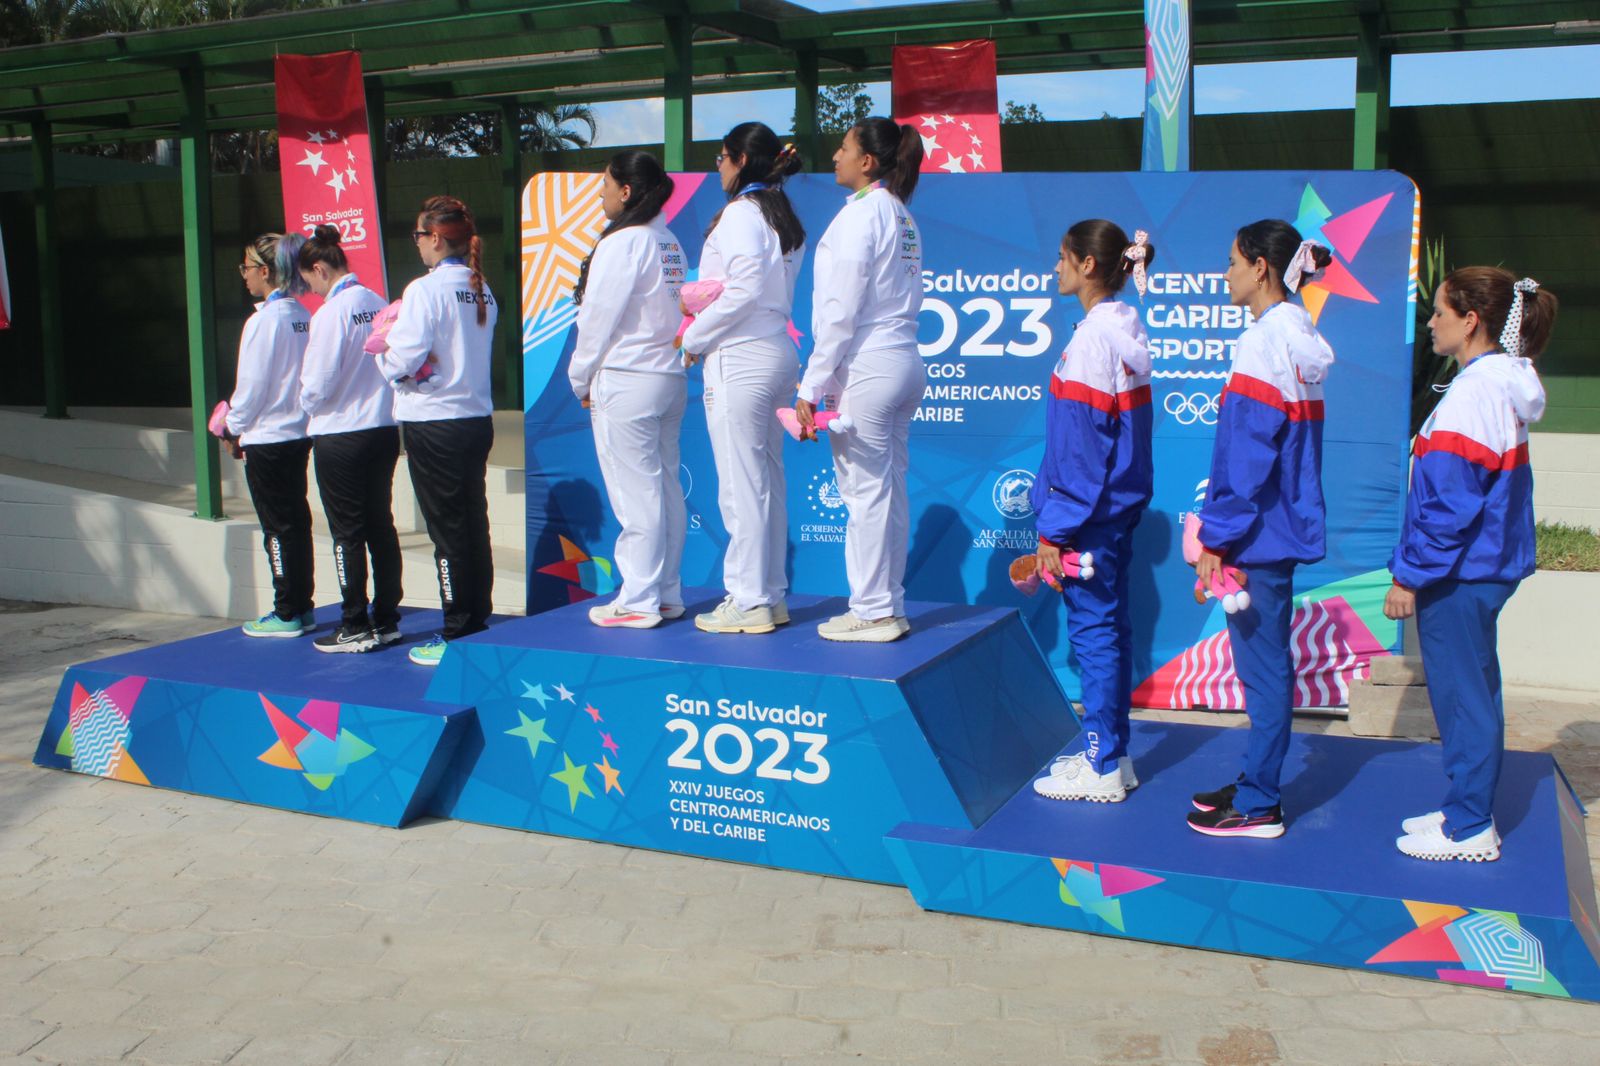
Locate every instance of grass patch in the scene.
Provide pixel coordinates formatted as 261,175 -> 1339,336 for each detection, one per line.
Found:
1536,521 -> 1600,572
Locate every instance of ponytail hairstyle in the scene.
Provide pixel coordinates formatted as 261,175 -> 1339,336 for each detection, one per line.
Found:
572,150 -> 676,307
297,223 -> 349,275
1235,219 -> 1331,294
707,121 -> 805,254
1440,266 -> 1559,361
1062,219 -> 1157,296
246,232 -> 310,297
418,195 -> 487,325
849,117 -> 925,204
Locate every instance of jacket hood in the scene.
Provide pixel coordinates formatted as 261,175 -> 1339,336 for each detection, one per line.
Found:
1271,302 -> 1335,385
1087,299 -> 1152,376
1472,352 -> 1547,424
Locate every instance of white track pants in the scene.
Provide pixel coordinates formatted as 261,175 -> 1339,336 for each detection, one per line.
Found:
591,368 -> 687,614
827,345 -> 925,619
703,335 -> 796,611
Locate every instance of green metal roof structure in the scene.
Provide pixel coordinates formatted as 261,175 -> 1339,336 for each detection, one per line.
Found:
4,1 -> 1598,147
3,0 -> 1597,517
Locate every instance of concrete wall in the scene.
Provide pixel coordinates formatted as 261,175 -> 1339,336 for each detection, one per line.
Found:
1532,432 -> 1600,532
1498,571 -> 1600,693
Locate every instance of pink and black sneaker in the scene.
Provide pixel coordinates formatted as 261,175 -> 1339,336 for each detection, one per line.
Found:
1187,804 -> 1284,839
1191,779 -> 1240,813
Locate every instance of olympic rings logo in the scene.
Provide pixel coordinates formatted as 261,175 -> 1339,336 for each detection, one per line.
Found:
1163,391 -> 1220,426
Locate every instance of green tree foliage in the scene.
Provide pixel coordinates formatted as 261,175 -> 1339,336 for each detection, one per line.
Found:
1002,100 -> 1046,124
793,81 -> 876,135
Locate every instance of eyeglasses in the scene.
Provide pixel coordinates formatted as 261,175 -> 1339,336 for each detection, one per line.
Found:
411,230 -> 432,243
238,261 -> 265,275
713,153 -> 727,167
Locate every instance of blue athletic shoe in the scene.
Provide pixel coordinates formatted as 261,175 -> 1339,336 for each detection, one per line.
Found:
409,635 -> 447,667
242,612 -> 312,639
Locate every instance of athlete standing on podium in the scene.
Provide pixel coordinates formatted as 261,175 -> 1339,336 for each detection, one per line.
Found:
681,123 -> 806,636
297,224 -> 402,654
227,232 -> 316,640
570,151 -> 690,630
1028,220 -> 1156,802
378,195 -> 498,667
793,117 -> 926,643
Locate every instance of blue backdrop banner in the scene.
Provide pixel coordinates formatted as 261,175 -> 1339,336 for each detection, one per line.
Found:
519,170 -> 1419,708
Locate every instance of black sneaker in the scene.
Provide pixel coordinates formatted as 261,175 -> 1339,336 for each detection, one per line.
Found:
1186,804 -> 1285,839
373,621 -> 403,646
1192,779 -> 1241,813
313,623 -> 380,654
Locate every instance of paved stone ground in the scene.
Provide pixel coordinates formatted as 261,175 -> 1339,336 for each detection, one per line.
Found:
3,600 -> 1598,1065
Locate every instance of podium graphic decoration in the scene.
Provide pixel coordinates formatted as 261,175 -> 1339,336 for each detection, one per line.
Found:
32,608 -> 474,828
423,592 -> 1076,884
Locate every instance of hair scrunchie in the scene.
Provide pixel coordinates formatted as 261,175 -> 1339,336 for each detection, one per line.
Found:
1500,277 -> 1540,357
1122,230 -> 1151,299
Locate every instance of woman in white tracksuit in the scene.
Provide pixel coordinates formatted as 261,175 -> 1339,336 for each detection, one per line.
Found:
570,150 -> 689,629
297,224 -> 402,654
680,122 -> 806,635
226,232 -> 316,640
794,118 -> 927,643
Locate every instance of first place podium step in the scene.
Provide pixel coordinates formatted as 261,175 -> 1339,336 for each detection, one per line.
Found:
424,590 -> 1078,884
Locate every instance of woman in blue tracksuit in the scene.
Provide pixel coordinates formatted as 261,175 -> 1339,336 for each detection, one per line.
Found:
1030,220 -> 1156,804
1384,267 -> 1556,862
1187,219 -> 1333,839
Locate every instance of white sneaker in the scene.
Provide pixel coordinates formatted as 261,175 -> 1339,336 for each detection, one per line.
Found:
894,616 -> 910,635
694,597 -> 775,634
1400,810 -> 1445,836
817,613 -> 904,643
1396,821 -> 1501,863
589,602 -> 662,629
1120,757 -> 1139,791
1033,752 -> 1126,803
660,604 -> 685,620
770,601 -> 789,625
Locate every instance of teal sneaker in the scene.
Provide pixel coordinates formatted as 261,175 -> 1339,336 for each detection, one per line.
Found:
408,635 -> 447,667
242,611 -> 311,639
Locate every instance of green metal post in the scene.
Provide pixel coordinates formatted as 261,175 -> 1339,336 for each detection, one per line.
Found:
179,63 -> 225,521
662,15 -> 693,170
364,74 -> 388,242
31,117 -> 67,419
1354,11 -> 1390,170
794,48 -> 821,172
499,99 -> 523,410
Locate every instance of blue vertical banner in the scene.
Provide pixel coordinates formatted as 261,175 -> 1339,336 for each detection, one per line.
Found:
521,171 -> 1419,710
1143,0 -> 1193,172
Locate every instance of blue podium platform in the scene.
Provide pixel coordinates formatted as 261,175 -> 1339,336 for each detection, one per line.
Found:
423,590 -> 1077,883
886,719 -> 1600,1002
32,607 -> 475,827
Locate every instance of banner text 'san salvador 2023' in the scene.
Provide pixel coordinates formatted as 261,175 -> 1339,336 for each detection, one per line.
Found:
521,171 -> 1419,710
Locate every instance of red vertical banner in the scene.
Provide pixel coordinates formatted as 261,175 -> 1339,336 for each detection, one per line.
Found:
0,222 -> 11,329
275,52 -> 387,309
891,40 -> 1002,174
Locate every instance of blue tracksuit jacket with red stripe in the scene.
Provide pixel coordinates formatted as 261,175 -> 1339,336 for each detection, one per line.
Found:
1390,351 -> 1545,588
1031,299 -> 1154,545
1197,301 -> 1334,566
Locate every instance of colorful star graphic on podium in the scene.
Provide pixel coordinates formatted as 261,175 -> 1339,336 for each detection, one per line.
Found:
583,703 -> 604,724
506,711 -> 553,760
554,683 -> 575,703
551,753 -> 594,810
1290,183 -> 1394,324
521,681 -> 552,709
600,732 -> 620,757
594,755 -> 625,795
